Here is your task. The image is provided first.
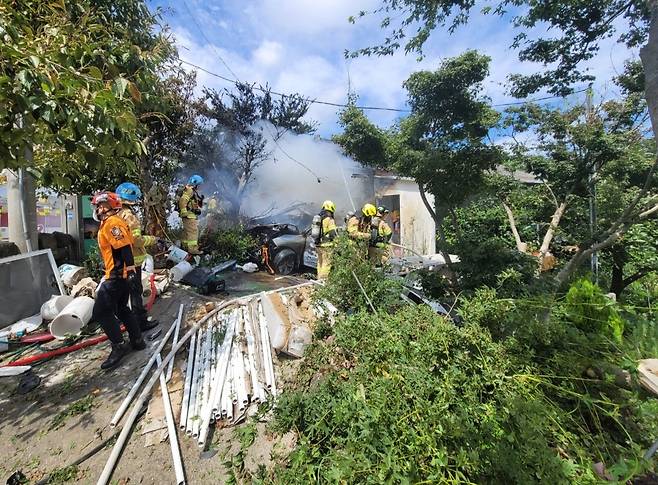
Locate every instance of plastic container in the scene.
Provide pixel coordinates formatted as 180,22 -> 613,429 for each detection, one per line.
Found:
168,246 -> 189,264
40,295 -> 74,321
58,264 -> 87,287
170,261 -> 194,282
49,296 -> 94,340
142,255 -> 154,273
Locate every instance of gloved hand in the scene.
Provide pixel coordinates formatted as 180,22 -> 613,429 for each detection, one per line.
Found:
127,269 -> 139,290
193,207 -> 202,215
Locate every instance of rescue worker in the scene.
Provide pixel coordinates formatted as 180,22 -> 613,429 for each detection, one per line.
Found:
178,175 -> 204,255
90,192 -> 144,370
369,206 -> 393,266
115,182 -> 159,331
347,204 -> 376,258
316,200 -> 338,280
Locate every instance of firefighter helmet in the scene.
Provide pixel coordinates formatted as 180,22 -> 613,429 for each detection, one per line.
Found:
322,200 -> 336,213
115,182 -> 142,203
362,203 -> 377,217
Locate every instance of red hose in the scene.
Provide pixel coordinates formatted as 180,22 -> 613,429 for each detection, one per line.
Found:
146,274 -> 157,311
4,325 -> 127,367
4,334 -> 109,367
20,332 -> 55,344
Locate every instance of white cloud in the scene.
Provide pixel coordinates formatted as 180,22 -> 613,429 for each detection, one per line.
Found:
252,41 -> 284,67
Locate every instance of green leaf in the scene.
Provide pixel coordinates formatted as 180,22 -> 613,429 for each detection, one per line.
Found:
29,56 -> 40,68
112,77 -> 129,98
115,111 -> 137,131
87,66 -> 103,80
127,81 -> 142,103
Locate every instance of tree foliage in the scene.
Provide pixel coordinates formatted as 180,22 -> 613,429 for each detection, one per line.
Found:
0,0 -> 175,192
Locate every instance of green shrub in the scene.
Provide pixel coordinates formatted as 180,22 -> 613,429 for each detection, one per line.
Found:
273,306 -> 599,484
316,235 -> 403,313
82,246 -> 103,280
199,226 -> 257,263
564,278 -> 625,342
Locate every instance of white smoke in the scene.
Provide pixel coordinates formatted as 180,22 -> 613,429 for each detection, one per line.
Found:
200,121 -> 375,228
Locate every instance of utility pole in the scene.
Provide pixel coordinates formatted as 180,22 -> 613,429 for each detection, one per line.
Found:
586,87 -> 599,284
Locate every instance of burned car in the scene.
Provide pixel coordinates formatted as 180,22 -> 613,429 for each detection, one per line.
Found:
247,224 -> 317,275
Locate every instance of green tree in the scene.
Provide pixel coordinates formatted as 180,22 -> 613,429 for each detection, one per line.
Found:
0,0 -> 173,191
335,51 -> 501,272
351,0 -> 658,286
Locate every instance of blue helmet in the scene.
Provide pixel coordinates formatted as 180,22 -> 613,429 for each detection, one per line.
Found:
188,175 -> 204,186
115,182 -> 142,203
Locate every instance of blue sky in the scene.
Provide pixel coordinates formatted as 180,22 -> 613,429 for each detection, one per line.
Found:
148,0 -> 637,137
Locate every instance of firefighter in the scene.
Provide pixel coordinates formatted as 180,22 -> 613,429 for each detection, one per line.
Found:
115,182 -> 159,331
347,204 -> 375,259
90,192 -> 144,370
315,200 -> 338,280
178,175 -> 204,255
369,206 -> 393,266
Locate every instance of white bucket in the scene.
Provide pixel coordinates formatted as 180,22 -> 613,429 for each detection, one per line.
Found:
168,246 -> 189,264
58,264 -> 87,287
170,261 -> 193,282
41,295 -> 74,321
49,296 -> 94,340
142,255 -> 154,273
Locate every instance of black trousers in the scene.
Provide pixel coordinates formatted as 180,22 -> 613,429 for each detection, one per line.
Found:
93,278 -> 142,344
129,267 -> 148,325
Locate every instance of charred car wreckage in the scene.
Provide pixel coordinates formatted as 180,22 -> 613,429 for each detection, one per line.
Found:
247,224 -> 317,276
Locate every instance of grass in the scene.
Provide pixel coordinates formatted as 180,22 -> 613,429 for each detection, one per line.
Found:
51,395 -> 95,429
47,465 -> 79,484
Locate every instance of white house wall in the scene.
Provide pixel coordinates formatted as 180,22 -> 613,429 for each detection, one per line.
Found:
375,177 -> 436,255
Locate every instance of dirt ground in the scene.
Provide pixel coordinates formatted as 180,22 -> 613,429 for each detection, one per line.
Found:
0,271 -> 307,484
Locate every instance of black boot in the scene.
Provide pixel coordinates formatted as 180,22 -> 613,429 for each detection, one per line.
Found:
101,342 -> 131,370
140,318 -> 159,332
130,337 -> 146,351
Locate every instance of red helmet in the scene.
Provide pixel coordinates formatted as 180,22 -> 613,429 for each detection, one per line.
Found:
91,191 -> 122,210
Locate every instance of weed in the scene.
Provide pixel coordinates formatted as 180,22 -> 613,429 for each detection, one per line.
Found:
51,395 -> 95,429
46,465 -> 79,484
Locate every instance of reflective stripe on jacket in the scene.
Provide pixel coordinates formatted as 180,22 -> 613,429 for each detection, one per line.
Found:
319,215 -> 337,246
178,186 -> 200,219
347,216 -> 370,241
117,207 -> 156,264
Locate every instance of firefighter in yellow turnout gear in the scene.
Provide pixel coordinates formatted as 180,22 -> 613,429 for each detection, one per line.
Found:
314,200 -> 338,280
115,183 -> 159,332
369,206 -> 393,266
178,175 -> 204,255
347,204 -> 373,255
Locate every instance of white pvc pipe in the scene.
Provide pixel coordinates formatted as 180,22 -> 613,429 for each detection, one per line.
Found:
97,298 -> 239,485
155,354 -> 186,485
166,306 -> 184,381
179,330 -> 197,430
258,301 -> 277,396
186,322 -> 204,435
243,308 -> 262,401
110,304 -> 184,427
198,310 -> 236,447
192,326 -> 210,438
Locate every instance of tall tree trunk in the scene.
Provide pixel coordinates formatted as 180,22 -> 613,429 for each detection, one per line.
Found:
502,201 -> 528,253
448,208 -> 463,246
418,184 -> 457,285
609,247 -> 626,297
139,156 -> 167,238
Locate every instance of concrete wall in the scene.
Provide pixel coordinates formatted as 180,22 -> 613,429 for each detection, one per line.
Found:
374,176 -> 436,256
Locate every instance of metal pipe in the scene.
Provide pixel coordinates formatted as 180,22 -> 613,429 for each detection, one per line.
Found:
110,304 -> 184,427
243,308 -> 262,401
179,330 -> 197,430
165,305 -> 184,381
155,354 -> 186,485
198,310 -> 237,447
97,298 -> 239,485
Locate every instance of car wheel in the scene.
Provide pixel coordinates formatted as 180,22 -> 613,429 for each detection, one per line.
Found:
273,248 -> 296,275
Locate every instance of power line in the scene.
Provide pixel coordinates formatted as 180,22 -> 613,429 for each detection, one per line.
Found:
180,59 -> 589,112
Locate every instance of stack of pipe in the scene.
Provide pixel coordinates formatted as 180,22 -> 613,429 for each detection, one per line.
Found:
179,299 -> 279,447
